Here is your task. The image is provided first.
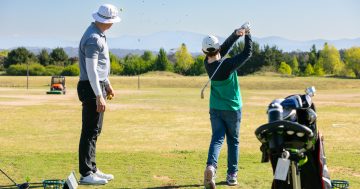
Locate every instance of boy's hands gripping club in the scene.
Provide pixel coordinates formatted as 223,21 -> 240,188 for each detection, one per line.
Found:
236,22 -> 251,37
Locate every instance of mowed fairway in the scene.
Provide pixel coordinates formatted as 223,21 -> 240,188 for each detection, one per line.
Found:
0,75 -> 359,189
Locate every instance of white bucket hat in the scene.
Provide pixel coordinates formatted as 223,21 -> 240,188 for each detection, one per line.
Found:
92,4 -> 121,24
202,35 -> 220,53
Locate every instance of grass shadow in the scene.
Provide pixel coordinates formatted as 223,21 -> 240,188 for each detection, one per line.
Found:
141,181 -> 228,189
0,182 -> 43,189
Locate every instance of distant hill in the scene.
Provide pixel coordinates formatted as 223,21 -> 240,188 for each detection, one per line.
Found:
1,31 -> 359,54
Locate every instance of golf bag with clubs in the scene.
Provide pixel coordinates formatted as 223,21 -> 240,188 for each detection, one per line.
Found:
255,87 -> 334,189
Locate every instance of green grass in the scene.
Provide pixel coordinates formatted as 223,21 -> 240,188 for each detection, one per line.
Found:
0,75 -> 359,188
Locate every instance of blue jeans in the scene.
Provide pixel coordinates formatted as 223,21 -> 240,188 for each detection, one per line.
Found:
206,108 -> 242,174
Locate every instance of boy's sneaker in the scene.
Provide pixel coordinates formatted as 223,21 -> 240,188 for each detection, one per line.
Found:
204,165 -> 216,189
94,169 -> 114,181
226,173 -> 238,186
79,173 -> 108,185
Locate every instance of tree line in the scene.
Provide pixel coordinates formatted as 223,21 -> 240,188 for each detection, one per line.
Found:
0,41 -> 359,78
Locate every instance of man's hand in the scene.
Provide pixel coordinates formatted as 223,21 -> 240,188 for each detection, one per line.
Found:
96,96 -> 106,112
105,84 -> 115,100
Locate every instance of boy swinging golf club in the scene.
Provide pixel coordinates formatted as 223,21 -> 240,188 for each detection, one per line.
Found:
202,22 -> 252,189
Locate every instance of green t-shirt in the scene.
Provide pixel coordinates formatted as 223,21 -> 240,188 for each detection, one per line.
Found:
210,71 -> 242,111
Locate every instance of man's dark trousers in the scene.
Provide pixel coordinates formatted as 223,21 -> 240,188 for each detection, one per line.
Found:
77,80 -> 106,177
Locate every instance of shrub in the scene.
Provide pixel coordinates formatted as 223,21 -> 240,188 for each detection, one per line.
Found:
6,63 -> 46,76
6,64 -> 28,75
61,64 -> 80,76
29,63 -> 46,76
278,62 -> 292,75
44,65 -> 64,76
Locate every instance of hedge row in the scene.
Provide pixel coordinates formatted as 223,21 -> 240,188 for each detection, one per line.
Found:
6,63 -> 79,76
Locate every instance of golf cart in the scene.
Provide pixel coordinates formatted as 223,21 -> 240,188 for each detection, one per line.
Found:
46,76 -> 66,95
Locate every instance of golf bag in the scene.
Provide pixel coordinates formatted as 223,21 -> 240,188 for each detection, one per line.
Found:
255,87 -> 332,189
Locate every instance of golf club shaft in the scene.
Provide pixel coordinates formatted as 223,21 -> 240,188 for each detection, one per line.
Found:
0,168 -> 17,185
201,56 -> 226,99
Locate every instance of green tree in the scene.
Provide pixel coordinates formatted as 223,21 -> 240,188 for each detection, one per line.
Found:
262,45 -> 284,70
308,44 -> 318,65
110,53 -> 123,75
50,47 -> 69,66
4,47 -> 36,68
68,57 -> 79,65
304,63 -> 315,76
0,50 -> 8,71
278,62 -> 292,75
123,54 -> 150,75
229,41 -> 263,75
317,43 -> 344,75
174,43 -> 194,74
187,55 -> 206,75
38,49 -> 50,66
141,50 -> 154,62
313,61 -> 325,76
0,50 -> 8,57
289,56 -> 299,75
141,50 -> 155,70
343,47 -> 360,78
154,48 -> 172,71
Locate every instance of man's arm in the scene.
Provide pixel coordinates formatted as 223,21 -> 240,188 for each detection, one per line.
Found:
85,38 -> 106,112
86,58 -> 102,97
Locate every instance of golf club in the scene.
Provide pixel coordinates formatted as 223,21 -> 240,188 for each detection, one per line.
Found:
200,22 -> 250,99
0,168 -> 29,189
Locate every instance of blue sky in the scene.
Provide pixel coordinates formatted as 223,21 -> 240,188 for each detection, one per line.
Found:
1,0 -> 359,46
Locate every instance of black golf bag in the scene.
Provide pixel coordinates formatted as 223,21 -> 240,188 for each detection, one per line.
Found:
255,87 -> 332,189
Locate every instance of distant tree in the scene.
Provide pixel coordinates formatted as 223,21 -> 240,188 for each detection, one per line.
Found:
317,43 -> 344,75
154,48 -> 172,71
304,63 -> 315,76
187,55 -> 206,75
50,47 -> 69,66
4,47 -> 36,68
38,49 -> 50,66
278,62 -> 292,75
0,50 -> 9,57
174,43 -> 194,74
110,53 -> 123,75
289,56 -> 299,75
0,50 -> 8,71
308,44 -> 318,65
141,50 -> 155,70
229,41 -> 263,75
344,47 -> 360,78
141,50 -> 154,62
262,45 -> 284,69
123,54 -> 149,75
313,61 -> 325,76
68,57 -> 79,65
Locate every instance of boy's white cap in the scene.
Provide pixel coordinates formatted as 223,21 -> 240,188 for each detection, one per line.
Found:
202,35 -> 220,53
92,4 -> 121,24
